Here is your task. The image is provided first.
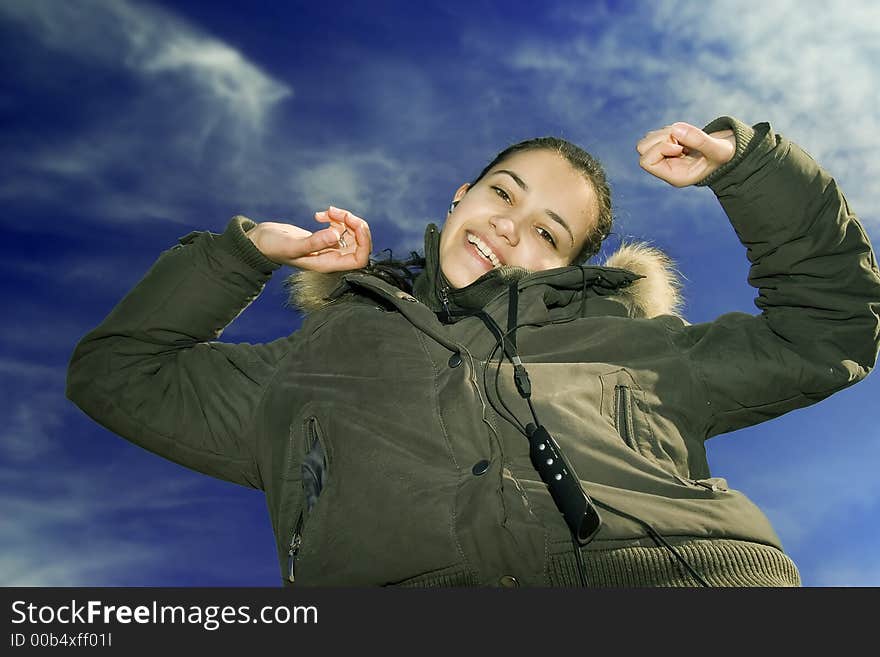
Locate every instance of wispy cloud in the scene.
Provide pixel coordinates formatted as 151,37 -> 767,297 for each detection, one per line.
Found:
0,359 -> 67,462
479,0 -> 880,234
749,451 -> 880,551
0,354 -> 275,585
812,561 -> 880,587
0,400 -> 268,586
650,0 -> 880,226
0,463 -> 226,586
1,0 -> 440,249
0,361 -> 161,585
703,388 -> 880,586
291,147 -> 438,239
1,0 -> 291,223
2,0 -> 290,129
0,390 -> 64,462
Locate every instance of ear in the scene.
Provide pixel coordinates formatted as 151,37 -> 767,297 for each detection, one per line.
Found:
453,183 -> 470,203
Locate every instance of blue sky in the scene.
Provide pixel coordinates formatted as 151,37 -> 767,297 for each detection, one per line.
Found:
2,0 -> 878,587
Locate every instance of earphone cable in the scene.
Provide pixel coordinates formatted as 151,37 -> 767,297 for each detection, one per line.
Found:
476,292 -> 711,588
591,498 -> 710,587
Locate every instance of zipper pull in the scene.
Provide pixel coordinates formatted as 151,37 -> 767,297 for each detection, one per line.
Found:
287,510 -> 305,583
439,284 -> 451,322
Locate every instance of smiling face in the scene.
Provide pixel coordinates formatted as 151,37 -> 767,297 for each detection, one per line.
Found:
439,148 -> 599,289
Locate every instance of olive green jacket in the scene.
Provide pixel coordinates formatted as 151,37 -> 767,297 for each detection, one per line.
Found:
67,117 -> 880,587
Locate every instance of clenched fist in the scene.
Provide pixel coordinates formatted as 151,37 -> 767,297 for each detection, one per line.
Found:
637,122 -> 736,188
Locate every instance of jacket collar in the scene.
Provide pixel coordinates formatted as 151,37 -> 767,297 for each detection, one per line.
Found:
284,223 -> 685,320
411,223 -> 533,315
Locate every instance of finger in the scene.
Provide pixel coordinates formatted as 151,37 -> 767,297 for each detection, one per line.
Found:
314,209 -> 342,223
334,215 -> 372,267
669,123 -> 731,162
314,211 -> 347,243
352,216 -> 372,263
322,207 -> 365,233
329,206 -> 371,243
635,126 -> 674,155
639,139 -> 684,169
344,210 -> 370,239
314,211 -> 342,229
636,134 -> 672,156
327,205 -> 363,225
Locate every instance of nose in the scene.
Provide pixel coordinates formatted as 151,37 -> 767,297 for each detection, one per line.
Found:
490,214 -> 519,246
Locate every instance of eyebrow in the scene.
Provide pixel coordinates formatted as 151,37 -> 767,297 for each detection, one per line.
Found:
492,169 -> 575,248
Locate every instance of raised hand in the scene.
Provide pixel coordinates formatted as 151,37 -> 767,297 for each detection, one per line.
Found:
637,122 -> 736,187
247,206 -> 372,272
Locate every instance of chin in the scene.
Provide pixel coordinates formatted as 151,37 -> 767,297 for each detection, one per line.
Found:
439,257 -> 476,289
441,264 -> 471,289
440,229 -> 496,288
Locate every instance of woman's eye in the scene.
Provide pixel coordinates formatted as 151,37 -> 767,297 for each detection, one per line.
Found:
492,187 -> 511,203
537,227 -> 556,248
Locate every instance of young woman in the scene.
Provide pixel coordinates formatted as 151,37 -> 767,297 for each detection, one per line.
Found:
67,116 -> 880,587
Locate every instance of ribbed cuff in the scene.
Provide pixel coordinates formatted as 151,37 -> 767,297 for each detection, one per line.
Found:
216,215 -> 282,276
695,116 -> 763,189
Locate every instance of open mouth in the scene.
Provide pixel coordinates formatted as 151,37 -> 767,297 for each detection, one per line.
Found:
466,232 -> 502,269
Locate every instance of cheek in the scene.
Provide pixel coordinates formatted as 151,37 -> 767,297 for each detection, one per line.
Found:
438,231 -> 465,284
512,244 -> 563,271
438,229 -> 458,264
439,215 -> 464,249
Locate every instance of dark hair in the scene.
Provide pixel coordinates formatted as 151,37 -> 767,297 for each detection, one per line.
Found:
365,248 -> 425,293
468,136 -> 612,264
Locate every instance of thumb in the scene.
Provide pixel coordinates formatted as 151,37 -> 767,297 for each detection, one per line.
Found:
671,122 -> 730,162
298,226 -> 341,255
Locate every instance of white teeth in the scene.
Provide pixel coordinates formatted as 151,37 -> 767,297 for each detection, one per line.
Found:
467,233 -> 501,268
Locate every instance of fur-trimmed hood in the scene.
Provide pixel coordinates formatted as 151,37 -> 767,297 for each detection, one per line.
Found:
285,229 -> 685,321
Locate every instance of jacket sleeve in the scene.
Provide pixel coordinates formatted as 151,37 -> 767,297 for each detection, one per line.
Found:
678,117 -> 880,439
66,215 -> 294,489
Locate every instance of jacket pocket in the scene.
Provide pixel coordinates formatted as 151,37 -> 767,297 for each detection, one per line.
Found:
613,384 -> 637,451
602,368 -> 707,484
602,371 -> 663,466
287,415 -> 329,584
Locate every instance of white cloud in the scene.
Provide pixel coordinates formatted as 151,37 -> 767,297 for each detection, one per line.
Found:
704,402 -> 880,570
296,160 -> 374,215
0,358 -> 273,585
0,1 -> 440,242
812,561 -> 880,587
0,358 -> 63,380
0,391 -> 64,462
650,1 -> 879,220
0,360 -> 68,462
754,465 -> 880,551
0,545 -> 157,587
0,457 -> 250,586
2,0 -> 290,129
0,0 -> 291,222
488,0 -> 880,234
292,149 -> 428,234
